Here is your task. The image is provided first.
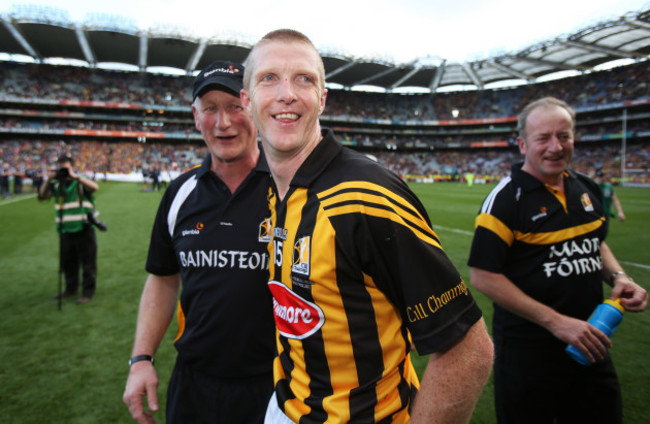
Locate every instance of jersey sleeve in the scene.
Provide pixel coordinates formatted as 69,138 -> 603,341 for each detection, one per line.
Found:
467,182 -> 515,273
352,178 -> 483,355
145,185 -> 180,276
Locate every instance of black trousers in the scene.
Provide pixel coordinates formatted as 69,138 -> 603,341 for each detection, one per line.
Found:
60,225 -> 97,298
494,339 -> 622,424
166,357 -> 274,424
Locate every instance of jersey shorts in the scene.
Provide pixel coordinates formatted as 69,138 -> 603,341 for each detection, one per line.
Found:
468,164 -> 607,344
167,357 -> 273,424
146,153 -> 275,378
267,130 -> 483,423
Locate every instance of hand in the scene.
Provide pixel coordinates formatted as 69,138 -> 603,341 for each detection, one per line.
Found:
611,275 -> 648,312
549,314 -> 611,364
123,362 -> 159,424
61,164 -> 79,179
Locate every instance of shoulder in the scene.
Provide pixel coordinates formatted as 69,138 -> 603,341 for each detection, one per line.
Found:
570,169 -> 599,193
157,166 -> 203,208
478,176 -> 518,216
166,165 -> 201,191
324,147 -> 405,189
565,170 -> 601,202
315,148 -> 431,226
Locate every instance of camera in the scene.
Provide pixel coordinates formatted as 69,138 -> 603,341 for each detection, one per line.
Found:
56,167 -> 70,180
87,211 -> 108,232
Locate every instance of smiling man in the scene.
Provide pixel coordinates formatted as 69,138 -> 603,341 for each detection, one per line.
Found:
468,97 -> 648,423
123,61 -> 275,424
242,29 -> 494,424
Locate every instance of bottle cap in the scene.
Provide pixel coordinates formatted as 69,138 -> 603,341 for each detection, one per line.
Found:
604,298 -> 625,314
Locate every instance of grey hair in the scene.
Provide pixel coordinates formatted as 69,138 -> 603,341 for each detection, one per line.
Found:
517,97 -> 575,140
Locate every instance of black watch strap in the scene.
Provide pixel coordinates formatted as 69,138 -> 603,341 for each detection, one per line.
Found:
128,354 -> 155,367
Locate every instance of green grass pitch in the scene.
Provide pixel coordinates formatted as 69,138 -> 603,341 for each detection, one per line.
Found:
0,181 -> 648,423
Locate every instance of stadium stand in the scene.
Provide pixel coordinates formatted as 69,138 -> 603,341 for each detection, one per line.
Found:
0,60 -> 649,188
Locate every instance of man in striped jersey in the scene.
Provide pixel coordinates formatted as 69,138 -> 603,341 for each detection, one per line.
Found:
242,29 -> 494,424
468,97 -> 647,423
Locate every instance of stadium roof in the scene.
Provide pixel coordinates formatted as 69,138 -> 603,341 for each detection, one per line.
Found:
1,6 -> 649,92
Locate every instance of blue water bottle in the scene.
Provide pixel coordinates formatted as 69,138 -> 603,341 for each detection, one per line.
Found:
566,298 -> 624,366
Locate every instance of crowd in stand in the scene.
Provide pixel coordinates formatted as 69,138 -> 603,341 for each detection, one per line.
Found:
1,137 -> 647,198
0,59 -> 649,194
1,60 -> 648,120
318,60 -> 648,121
0,139 -> 202,174
0,63 -> 191,106
371,143 -> 649,182
2,116 -> 648,149
0,117 -> 193,134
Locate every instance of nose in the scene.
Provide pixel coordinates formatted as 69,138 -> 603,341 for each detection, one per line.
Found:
216,108 -> 231,130
548,134 -> 563,152
277,78 -> 296,104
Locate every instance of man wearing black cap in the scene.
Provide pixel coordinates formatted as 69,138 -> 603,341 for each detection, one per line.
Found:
123,61 -> 275,424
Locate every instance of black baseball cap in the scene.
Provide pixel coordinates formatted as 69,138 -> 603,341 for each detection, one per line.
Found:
192,61 -> 244,101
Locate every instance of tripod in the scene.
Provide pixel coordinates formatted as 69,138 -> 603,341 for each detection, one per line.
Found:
56,189 -> 64,311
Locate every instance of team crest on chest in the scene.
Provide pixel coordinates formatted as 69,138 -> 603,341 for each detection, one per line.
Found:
258,217 -> 273,243
580,192 -> 594,212
292,235 -> 311,276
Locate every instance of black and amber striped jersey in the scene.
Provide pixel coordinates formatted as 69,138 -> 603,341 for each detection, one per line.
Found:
468,164 -> 607,344
268,130 -> 482,423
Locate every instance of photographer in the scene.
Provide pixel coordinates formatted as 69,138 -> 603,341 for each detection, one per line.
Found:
39,155 -> 101,305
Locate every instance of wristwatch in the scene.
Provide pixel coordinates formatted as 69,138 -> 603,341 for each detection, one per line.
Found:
610,271 -> 628,285
128,354 -> 155,367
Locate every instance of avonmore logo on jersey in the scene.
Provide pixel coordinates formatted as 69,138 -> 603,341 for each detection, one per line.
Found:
268,280 -> 325,340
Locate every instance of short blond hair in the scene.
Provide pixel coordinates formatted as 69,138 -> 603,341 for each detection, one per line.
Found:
243,29 -> 325,92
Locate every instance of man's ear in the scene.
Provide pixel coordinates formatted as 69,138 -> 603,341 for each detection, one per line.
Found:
516,136 -> 526,155
240,89 -> 250,110
318,88 -> 328,115
192,103 -> 200,131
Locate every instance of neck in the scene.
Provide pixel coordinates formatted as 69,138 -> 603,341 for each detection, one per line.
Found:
544,179 -> 565,196
265,132 -> 322,201
211,149 -> 259,194
522,165 -> 565,193
266,154 -> 303,201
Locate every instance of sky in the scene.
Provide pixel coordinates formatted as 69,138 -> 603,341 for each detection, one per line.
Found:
0,0 -> 648,63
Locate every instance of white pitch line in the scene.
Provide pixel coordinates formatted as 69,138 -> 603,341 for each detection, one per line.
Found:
434,225 -> 474,236
0,193 -> 36,206
620,261 -> 650,270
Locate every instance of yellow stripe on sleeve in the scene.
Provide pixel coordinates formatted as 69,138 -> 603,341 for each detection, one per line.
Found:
475,213 -> 514,246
